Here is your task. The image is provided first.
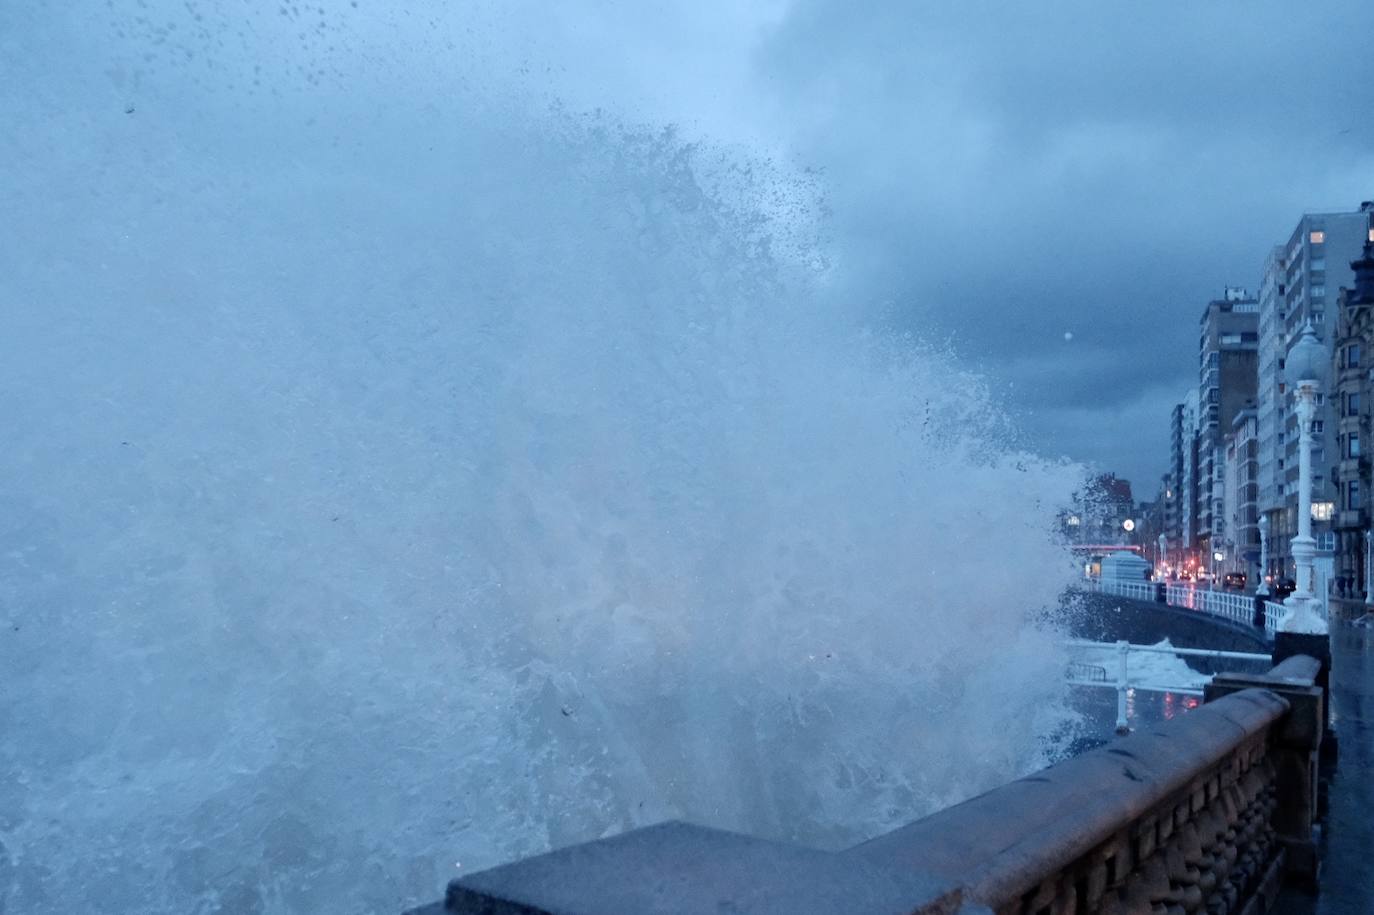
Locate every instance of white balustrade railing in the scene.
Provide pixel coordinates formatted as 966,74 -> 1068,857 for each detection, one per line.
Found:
1083,577 -> 1311,638
1064,638 -> 1271,734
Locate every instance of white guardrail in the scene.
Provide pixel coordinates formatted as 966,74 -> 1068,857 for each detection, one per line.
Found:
1065,638 -> 1271,734
1080,577 -> 1300,638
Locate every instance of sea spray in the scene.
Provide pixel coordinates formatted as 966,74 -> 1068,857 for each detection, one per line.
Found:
1,22 -> 1083,915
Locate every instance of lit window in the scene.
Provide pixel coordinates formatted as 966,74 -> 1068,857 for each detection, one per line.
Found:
1313,501 -> 1335,521
1310,230 -> 1326,244
1368,228 -> 1374,243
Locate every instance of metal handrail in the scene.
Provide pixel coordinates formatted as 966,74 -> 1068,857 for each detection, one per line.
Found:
1085,577 -> 1320,638
1064,638 -> 1270,734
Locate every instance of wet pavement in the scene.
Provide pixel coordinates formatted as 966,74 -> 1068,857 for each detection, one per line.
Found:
1274,624 -> 1374,915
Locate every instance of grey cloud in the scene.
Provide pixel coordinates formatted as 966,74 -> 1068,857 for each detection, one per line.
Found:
754,0 -> 1374,485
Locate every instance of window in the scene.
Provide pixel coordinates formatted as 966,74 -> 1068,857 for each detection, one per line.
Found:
1313,501 -> 1335,521
1313,420 -> 1325,433
1350,480 -> 1362,511
1349,392 -> 1361,416
1316,393 -> 1326,405
1310,230 -> 1326,244
1349,434 -> 1361,458
1313,309 -> 1325,322
1220,333 -> 1242,344
1311,286 -> 1325,299
1311,259 -> 1326,271
1349,343 -> 1362,368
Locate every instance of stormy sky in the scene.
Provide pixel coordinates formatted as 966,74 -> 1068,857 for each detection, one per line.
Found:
506,0 -> 1374,492
7,1 -> 1374,492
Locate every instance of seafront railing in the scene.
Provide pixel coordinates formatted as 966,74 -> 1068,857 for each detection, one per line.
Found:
1065,638 -> 1271,734
1082,577 -> 1302,638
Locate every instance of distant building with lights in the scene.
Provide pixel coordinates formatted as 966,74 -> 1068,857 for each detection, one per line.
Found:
1061,474 -> 1136,546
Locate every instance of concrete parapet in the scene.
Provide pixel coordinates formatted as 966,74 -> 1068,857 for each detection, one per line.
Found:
419,821 -> 966,915
1207,656 -> 1325,889
851,690 -> 1289,914
409,662 -> 1324,914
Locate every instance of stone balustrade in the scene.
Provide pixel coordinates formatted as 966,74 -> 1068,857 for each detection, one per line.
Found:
405,654 -> 1325,915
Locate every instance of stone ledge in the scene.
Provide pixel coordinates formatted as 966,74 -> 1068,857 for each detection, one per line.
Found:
848,689 -> 1289,908
422,821 -> 966,915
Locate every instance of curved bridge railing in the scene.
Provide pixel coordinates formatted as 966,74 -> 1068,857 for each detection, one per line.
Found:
1082,577 -> 1301,638
406,655 -> 1326,915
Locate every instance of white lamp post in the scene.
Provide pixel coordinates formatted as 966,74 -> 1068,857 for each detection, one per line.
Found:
1364,529 -> 1373,606
1279,321 -> 1329,634
1257,515 -> 1270,596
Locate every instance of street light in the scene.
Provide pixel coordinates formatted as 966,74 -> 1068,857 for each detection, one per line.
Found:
1279,321 -> 1328,634
1257,515 -> 1270,596
1364,530 -> 1373,606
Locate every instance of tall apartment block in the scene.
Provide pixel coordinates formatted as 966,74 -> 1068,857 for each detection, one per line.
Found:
1255,245 -> 1287,576
1196,289 -> 1258,564
1329,204 -> 1374,596
1258,208 -> 1373,582
1223,407 -> 1260,578
1180,389 -> 1201,564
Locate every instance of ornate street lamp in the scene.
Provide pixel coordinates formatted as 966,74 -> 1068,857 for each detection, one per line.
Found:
1257,515 -> 1270,596
1279,321 -> 1329,634
1365,529 -> 1373,606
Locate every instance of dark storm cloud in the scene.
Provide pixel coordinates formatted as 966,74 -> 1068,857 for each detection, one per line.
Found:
755,0 -> 1374,488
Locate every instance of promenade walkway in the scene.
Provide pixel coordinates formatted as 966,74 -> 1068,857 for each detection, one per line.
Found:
1276,624 -> 1374,913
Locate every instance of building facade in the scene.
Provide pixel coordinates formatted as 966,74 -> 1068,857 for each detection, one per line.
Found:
1255,244 -> 1288,585
1267,209 -> 1371,583
1176,389 -> 1202,571
1196,289 -> 1259,566
1221,407 -> 1260,581
1165,403 -> 1189,565
1330,207 -> 1374,597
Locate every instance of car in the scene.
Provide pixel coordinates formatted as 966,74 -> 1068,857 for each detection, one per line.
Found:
1222,572 -> 1247,592
1272,577 -> 1297,599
